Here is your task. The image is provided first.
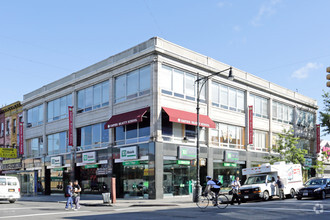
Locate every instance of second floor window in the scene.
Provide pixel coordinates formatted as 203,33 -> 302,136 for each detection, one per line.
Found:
6,120 -> 10,135
27,104 -> 43,127
47,132 -> 68,155
77,81 -> 109,113
77,122 -> 109,150
0,122 -> 3,137
211,122 -> 245,149
12,119 -> 16,134
48,94 -> 72,122
26,137 -> 43,158
115,65 -> 151,103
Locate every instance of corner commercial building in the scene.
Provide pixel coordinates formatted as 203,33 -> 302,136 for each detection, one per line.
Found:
20,37 -> 318,199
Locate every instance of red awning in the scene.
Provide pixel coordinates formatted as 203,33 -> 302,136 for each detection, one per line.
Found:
104,107 -> 149,129
162,107 -> 216,128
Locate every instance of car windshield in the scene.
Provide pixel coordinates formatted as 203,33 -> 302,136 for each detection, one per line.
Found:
305,179 -> 326,186
245,175 -> 266,185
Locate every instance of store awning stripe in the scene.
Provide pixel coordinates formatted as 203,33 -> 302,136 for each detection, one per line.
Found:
104,107 -> 149,129
162,107 -> 216,128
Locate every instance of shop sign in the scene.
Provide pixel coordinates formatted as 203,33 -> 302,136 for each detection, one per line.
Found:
2,161 -> 22,170
83,151 -> 96,164
225,150 -> 239,162
178,146 -> 196,160
304,158 -> 312,167
223,162 -> 237,167
53,168 -> 64,171
120,146 -> 138,160
51,156 -> 62,167
51,177 -> 63,181
0,148 -> 17,158
123,160 -> 140,166
177,160 -> 190,165
85,164 -> 98,169
2,158 -> 21,165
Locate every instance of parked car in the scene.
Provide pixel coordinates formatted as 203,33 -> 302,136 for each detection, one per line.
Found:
296,177 -> 330,200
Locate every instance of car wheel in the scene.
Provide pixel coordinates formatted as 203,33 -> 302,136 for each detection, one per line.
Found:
9,200 -> 16,203
296,196 -> 302,200
241,198 -> 247,203
290,189 -> 295,198
263,191 -> 270,201
321,191 -> 326,200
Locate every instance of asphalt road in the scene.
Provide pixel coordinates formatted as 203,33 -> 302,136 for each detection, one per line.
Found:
0,198 -> 329,220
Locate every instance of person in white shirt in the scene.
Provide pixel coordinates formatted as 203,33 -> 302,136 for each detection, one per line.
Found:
204,176 -> 221,206
231,177 -> 241,205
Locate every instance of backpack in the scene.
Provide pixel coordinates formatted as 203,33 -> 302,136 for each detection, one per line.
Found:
212,179 -> 222,186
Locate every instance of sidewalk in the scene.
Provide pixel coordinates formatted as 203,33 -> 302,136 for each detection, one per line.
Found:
19,194 -> 196,208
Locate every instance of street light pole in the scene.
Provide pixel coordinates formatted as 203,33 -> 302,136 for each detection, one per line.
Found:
193,67 -> 233,202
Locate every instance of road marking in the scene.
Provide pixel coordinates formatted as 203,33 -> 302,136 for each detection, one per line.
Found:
228,206 -> 330,213
0,211 -> 90,219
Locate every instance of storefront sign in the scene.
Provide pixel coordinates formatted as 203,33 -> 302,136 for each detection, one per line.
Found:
225,150 -> 239,162
178,146 -> 197,160
304,158 -> 312,167
53,168 -> 64,171
68,106 -> 73,146
123,160 -> 140,166
316,124 -> 320,153
0,148 -> 17,158
223,162 -> 237,167
2,159 -> 22,170
82,151 -> 96,164
85,164 -> 98,169
120,146 -> 138,160
177,160 -> 190,165
51,156 -> 62,167
248,106 -> 253,145
2,158 -> 21,164
19,122 -> 24,155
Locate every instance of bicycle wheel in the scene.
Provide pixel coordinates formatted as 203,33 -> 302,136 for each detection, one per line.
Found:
217,194 -> 229,209
196,195 -> 209,209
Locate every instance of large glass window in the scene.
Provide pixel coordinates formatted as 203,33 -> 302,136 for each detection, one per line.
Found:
77,122 -> 109,150
160,65 -> 205,102
272,101 -> 293,124
114,112 -> 150,145
250,94 -> 268,118
26,137 -> 43,158
77,81 -> 109,113
250,130 -> 268,152
212,82 -> 244,113
27,105 -> 43,127
47,131 -> 67,155
211,122 -> 245,149
47,94 -> 72,122
115,65 -> 151,103
296,109 -> 315,129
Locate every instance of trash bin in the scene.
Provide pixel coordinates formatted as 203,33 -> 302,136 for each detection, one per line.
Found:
102,193 -> 111,203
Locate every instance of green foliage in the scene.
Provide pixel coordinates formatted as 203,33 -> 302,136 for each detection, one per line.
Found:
320,90 -> 330,135
312,150 -> 330,175
265,129 -> 307,166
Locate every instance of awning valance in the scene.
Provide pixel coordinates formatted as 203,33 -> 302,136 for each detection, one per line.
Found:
104,107 -> 149,129
162,107 -> 216,128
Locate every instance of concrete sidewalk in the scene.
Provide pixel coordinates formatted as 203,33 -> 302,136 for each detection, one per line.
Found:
19,194 -> 195,208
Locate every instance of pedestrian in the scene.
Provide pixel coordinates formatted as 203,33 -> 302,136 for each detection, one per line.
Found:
231,176 -> 241,205
276,176 -> 285,200
73,180 -> 82,210
65,182 -> 74,210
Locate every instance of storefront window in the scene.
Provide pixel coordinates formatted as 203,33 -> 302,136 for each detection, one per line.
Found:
213,162 -> 245,191
163,160 -> 196,196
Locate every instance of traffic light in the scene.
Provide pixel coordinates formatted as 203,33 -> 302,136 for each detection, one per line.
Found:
327,67 -> 330,87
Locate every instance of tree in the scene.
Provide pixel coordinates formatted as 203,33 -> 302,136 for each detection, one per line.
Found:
319,90 -> 330,135
313,149 -> 330,176
265,129 -> 307,167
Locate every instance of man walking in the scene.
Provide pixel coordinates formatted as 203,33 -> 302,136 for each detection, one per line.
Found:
73,180 -> 81,210
65,182 -> 74,210
231,177 -> 241,205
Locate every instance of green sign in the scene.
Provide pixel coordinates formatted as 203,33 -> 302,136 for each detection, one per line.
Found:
123,161 -> 140,166
177,160 -> 190,165
53,168 -> 64,171
225,150 -> 239,162
51,177 -> 63,181
84,164 -> 98,169
178,146 -> 196,160
223,162 -> 237,167
218,175 -> 224,184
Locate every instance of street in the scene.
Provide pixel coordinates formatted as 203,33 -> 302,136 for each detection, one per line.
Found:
0,198 -> 329,220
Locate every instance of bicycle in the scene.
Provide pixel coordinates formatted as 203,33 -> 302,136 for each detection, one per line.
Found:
196,191 -> 229,210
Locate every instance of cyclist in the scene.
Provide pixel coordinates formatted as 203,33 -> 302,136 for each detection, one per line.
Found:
204,176 -> 221,206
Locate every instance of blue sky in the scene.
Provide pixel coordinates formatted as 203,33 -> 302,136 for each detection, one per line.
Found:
1,0 -> 330,138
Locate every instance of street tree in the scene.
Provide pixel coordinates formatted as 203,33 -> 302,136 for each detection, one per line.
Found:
319,90 -> 330,135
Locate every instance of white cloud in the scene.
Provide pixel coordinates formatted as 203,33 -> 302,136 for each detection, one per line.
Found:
251,0 -> 282,26
217,1 -> 225,8
292,62 -> 323,79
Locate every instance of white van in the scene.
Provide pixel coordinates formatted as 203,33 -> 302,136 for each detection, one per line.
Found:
0,176 -> 21,203
239,162 -> 303,201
